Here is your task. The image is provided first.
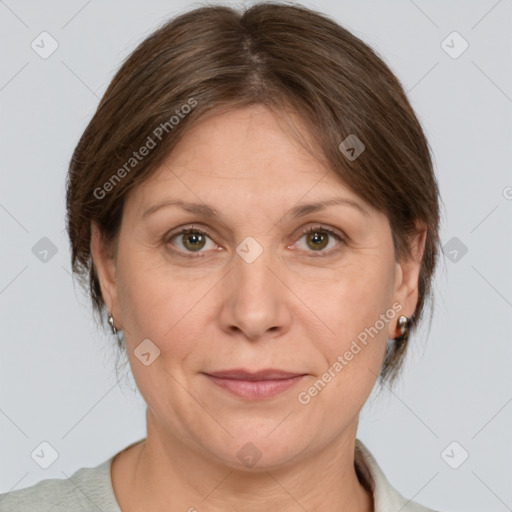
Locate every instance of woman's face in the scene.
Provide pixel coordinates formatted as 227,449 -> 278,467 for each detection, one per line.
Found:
92,105 -> 424,470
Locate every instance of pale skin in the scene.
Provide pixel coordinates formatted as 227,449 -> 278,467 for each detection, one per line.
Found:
91,105 -> 426,512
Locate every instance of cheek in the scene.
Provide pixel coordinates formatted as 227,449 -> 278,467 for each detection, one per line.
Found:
299,252 -> 396,398
114,243 -> 172,342
308,253 -> 395,340
115,246 -> 212,366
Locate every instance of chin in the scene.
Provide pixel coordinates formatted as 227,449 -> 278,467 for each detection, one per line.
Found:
198,423 -> 311,472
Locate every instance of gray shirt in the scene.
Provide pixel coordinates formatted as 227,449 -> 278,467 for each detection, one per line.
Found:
0,439 -> 438,511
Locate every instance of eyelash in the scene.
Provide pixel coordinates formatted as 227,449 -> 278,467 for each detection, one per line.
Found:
164,223 -> 345,258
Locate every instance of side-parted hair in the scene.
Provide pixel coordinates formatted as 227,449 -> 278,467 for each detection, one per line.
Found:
66,2 -> 441,384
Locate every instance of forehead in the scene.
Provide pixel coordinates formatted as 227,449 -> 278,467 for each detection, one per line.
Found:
132,105 -> 363,206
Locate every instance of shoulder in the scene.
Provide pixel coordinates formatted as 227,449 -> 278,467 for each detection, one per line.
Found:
355,439 -> 440,512
0,457 -> 119,512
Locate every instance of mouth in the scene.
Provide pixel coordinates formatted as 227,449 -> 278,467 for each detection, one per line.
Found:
202,369 -> 307,400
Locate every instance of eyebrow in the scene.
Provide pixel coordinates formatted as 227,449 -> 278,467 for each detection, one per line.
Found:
142,197 -> 370,220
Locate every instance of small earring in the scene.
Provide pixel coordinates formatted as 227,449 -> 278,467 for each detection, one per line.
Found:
395,315 -> 411,344
108,312 -> 117,335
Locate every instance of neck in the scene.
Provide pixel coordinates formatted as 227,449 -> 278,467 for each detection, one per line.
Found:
112,410 -> 373,512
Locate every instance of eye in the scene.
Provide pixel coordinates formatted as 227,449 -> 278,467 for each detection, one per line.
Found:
165,223 -> 345,258
166,225 -> 217,256
294,225 -> 345,255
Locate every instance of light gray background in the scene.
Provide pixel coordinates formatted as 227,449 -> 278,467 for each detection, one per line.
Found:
1,0 -> 511,510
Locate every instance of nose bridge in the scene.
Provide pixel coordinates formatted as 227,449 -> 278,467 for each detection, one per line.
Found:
236,238 -> 276,297
219,236 -> 290,339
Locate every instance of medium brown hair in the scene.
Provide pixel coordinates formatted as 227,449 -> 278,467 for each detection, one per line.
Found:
66,1 -> 441,384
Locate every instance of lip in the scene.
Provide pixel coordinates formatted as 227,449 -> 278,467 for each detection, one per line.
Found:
203,369 -> 307,400
205,368 -> 305,380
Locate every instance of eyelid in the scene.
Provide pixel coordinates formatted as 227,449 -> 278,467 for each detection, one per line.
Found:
165,223 -> 215,241
297,224 -> 345,241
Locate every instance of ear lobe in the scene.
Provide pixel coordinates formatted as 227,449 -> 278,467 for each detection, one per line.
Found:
90,222 -> 118,314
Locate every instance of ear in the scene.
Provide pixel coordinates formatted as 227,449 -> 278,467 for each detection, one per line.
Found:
388,221 -> 427,339
90,222 -> 121,329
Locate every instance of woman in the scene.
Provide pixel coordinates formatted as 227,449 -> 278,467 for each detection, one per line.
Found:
0,2 -> 441,511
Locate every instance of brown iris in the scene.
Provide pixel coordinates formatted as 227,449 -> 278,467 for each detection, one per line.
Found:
181,231 -> 206,251
305,230 -> 329,251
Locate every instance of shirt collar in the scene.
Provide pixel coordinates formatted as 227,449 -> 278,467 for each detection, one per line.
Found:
354,438 -> 434,512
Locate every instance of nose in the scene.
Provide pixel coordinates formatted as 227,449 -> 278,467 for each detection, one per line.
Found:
217,241 -> 293,341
